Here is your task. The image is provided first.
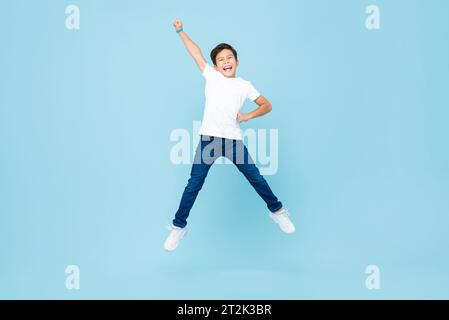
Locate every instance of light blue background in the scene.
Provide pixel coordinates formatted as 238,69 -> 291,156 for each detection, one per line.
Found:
1,0 -> 448,299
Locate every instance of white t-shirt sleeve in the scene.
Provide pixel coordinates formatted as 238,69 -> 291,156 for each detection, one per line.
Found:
202,63 -> 215,79
246,81 -> 261,102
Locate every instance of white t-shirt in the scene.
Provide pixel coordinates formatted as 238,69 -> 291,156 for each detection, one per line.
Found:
198,63 -> 260,140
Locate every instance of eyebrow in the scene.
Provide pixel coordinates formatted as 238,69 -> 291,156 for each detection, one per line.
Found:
218,55 -> 233,59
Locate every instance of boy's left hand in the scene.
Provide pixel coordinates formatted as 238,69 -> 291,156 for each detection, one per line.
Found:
237,112 -> 251,123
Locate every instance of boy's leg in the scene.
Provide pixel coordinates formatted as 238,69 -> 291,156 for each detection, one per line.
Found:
225,139 -> 283,213
172,136 -> 219,228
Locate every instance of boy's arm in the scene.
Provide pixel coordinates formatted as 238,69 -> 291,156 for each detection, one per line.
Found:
237,96 -> 273,123
173,20 -> 207,73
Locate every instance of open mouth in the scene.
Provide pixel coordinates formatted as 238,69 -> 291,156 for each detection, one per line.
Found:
223,65 -> 233,72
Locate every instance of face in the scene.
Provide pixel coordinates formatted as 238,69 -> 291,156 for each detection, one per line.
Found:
214,49 -> 239,78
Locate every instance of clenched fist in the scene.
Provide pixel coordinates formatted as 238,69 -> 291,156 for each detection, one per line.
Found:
173,20 -> 183,31
237,112 -> 251,123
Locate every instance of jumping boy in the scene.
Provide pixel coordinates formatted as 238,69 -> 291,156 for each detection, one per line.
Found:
164,20 -> 295,251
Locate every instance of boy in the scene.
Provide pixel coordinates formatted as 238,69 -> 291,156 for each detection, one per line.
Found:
164,20 -> 295,252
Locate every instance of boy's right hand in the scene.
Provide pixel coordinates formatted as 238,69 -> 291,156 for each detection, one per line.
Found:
172,19 -> 206,73
173,20 -> 183,31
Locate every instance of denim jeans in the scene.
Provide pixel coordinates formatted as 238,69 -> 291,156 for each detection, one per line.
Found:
173,135 -> 283,228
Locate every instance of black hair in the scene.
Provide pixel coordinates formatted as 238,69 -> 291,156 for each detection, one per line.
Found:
210,43 -> 238,66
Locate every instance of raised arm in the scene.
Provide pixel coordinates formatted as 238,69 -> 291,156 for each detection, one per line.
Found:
172,20 -> 207,73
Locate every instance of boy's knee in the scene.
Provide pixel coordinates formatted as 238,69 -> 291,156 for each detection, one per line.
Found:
241,168 -> 264,183
249,174 -> 265,184
186,176 -> 205,192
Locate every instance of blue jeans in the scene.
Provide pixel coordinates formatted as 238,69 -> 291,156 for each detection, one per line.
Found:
173,135 -> 283,228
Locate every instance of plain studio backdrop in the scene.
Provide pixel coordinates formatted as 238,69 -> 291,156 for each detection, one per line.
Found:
1,0 -> 448,299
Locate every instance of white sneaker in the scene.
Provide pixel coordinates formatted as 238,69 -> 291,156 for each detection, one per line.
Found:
269,208 -> 295,234
164,226 -> 187,251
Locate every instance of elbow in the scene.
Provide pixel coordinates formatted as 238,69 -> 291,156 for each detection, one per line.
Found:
266,103 -> 272,113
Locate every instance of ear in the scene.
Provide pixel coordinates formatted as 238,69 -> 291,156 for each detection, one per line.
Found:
213,64 -> 219,71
